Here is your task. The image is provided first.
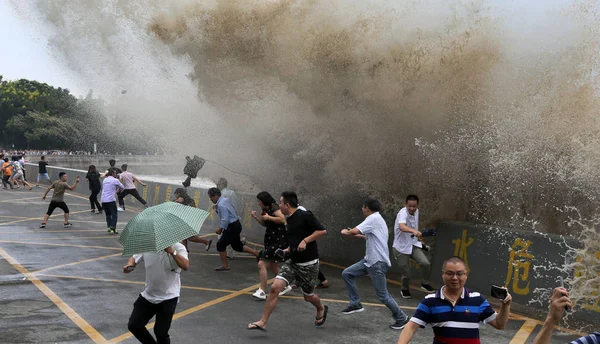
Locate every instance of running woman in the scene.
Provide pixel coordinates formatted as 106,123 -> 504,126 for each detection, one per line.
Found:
173,188 -> 213,252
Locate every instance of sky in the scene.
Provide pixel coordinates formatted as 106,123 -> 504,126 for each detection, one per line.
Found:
0,0 -> 573,98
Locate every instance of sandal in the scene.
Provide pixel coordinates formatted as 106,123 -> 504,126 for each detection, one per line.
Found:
316,282 -> 329,289
205,239 -> 213,252
315,305 -> 328,326
247,323 -> 267,332
215,266 -> 230,272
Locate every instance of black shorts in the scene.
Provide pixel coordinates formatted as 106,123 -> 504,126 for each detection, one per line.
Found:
47,201 -> 69,215
216,221 -> 244,252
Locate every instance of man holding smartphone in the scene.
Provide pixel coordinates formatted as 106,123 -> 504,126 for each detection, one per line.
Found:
398,256 -> 512,344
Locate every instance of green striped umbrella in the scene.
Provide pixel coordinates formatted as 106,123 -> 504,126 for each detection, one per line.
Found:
119,202 -> 210,256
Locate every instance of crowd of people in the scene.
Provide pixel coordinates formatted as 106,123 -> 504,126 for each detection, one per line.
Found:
21,157 -> 595,343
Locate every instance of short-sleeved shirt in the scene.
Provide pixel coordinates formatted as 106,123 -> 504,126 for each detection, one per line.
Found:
2,162 -> 12,176
393,207 -> 422,254
571,332 -> 600,344
39,160 -> 48,173
356,212 -> 391,267
11,161 -> 22,174
286,209 -> 326,264
120,171 -> 136,189
86,172 -> 101,190
411,287 -> 497,344
101,176 -> 124,203
51,181 -> 69,202
133,243 -> 188,304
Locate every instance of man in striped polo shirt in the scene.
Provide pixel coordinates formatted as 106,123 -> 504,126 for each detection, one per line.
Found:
398,256 -> 512,343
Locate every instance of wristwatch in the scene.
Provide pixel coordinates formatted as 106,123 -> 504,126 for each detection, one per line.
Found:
172,250 -> 177,256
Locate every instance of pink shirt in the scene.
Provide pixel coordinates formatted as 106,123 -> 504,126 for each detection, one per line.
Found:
120,171 -> 136,190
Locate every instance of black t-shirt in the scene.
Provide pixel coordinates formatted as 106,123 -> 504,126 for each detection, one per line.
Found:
38,161 -> 48,173
286,209 -> 325,263
86,172 -> 101,190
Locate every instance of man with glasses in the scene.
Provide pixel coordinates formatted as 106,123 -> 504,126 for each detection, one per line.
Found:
397,256 -> 512,344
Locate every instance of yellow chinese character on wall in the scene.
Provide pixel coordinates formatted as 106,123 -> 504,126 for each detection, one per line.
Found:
505,238 -> 533,296
242,200 -> 253,229
452,229 -> 474,272
207,203 -> 216,221
142,184 -> 148,202
574,251 -> 600,312
165,185 -> 172,203
153,185 -> 160,205
193,190 -> 201,208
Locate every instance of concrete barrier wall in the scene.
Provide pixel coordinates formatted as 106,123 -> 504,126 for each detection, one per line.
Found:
430,221 -> 599,326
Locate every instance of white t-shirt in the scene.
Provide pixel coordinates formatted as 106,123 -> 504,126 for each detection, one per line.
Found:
393,207 -> 422,255
133,243 -> 188,304
356,212 -> 391,267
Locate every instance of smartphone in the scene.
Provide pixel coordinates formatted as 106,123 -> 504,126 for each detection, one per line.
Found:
491,285 -> 508,300
558,276 -> 571,312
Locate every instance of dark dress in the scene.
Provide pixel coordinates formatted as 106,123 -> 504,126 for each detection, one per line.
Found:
261,204 -> 288,262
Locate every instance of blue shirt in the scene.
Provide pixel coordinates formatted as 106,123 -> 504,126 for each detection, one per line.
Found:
101,176 -> 124,203
411,287 -> 497,344
571,332 -> 600,344
215,197 -> 239,230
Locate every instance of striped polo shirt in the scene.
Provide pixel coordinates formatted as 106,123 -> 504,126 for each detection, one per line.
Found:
570,332 -> 600,344
410,287 -> 497,344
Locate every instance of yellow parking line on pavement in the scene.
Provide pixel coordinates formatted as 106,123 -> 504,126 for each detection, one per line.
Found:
36,273 -> 239,293
0,239 -> 122,251
0,229 -> 100,234
0,215 -> 30,219
0,209 -> 91,226
31,236 -> 118,241
510,320 -> 538,344
32,253 -> 123,274
0,248 -> 107,343
0,196 -> 41,203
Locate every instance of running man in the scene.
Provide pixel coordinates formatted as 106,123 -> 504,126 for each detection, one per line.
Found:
173,188 -> 213,252
247,191 -> 328,332
393,195 -> 435,299
341,198 -> 410,330
40,172 -> 80,228
101,168 -> 124,234
11,156 -> 33,190
36,156 -> 52,186
217,178 -> 240,259
1,157 -> 14,189
208,187 -> 259,271
117,164 -> 148,211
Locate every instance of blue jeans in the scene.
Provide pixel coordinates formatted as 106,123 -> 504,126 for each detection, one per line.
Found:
342,259 -> 407,321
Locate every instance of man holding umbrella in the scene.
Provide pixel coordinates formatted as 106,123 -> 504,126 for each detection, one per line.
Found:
120,202 -> 209,344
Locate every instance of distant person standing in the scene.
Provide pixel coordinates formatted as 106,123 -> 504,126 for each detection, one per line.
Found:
117,164 -> 148,211
101,159 -> 122,178
173,188 -> 213,252
217,178 -> 241,259
86,165 -> 102,214
40,172 -> 80,228
340,198 -> 409,330
393,195 -> 435,299
208,187 -> 259,271
101,168 -> 124,234
36,156 -> 52,187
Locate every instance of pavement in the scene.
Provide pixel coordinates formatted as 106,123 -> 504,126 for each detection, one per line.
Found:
0,186 -> 587,344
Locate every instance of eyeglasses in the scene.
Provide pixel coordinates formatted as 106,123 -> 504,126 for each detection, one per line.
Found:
443,271 -> 467,277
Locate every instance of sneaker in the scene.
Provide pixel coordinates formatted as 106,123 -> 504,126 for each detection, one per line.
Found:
252,288 -> 267,300
90,209 -> 96,213
279,285 -> 292,296
401,289 -> 412,299
107,228 -> 112,233
117,207 -> 124,212
421,283 -> 435,293
389,318 -> 410,330
64,223 -> 73,228
111,228 -> 118,234
341,304 -> 365,315
39,223 -> 46,228
95,210 -> 101,214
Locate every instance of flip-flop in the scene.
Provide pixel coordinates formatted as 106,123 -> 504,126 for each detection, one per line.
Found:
247,323 -> 267,332
315,305 -> 329,326
206,240 -> 213,252
215,266 -> 230,272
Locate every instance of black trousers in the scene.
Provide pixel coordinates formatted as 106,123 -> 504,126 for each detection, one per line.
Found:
118,188 -> 147,208
318,269 -> 327,283
128,295 -> 178,344
102,201 -> 118,229
89,188 -> 102,211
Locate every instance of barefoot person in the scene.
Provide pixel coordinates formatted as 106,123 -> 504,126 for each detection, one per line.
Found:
341,197 -> 410,330
123,243 -> 189,344
40,172 -> 80,228
173,188 -> 213,252
393,195 -> 435,299
208,187 -> 259,271
247,191 -> 328,332
250,191 -> 290,300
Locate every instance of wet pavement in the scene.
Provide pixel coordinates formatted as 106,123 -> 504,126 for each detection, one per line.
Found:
0,187 -> 585,343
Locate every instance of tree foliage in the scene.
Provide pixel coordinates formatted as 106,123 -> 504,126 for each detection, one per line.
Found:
0,76 -> 159,153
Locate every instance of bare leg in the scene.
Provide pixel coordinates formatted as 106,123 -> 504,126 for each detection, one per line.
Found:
258,260 -> 268,292
243,245 -> 259,257
188,236 -> 210,245
42,214 -> 50,224
305,293 -> 326,323
249,278 -> 286,329
218,251 -> 229,269
270,262 -> 281,276
64,213 -> 70,224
